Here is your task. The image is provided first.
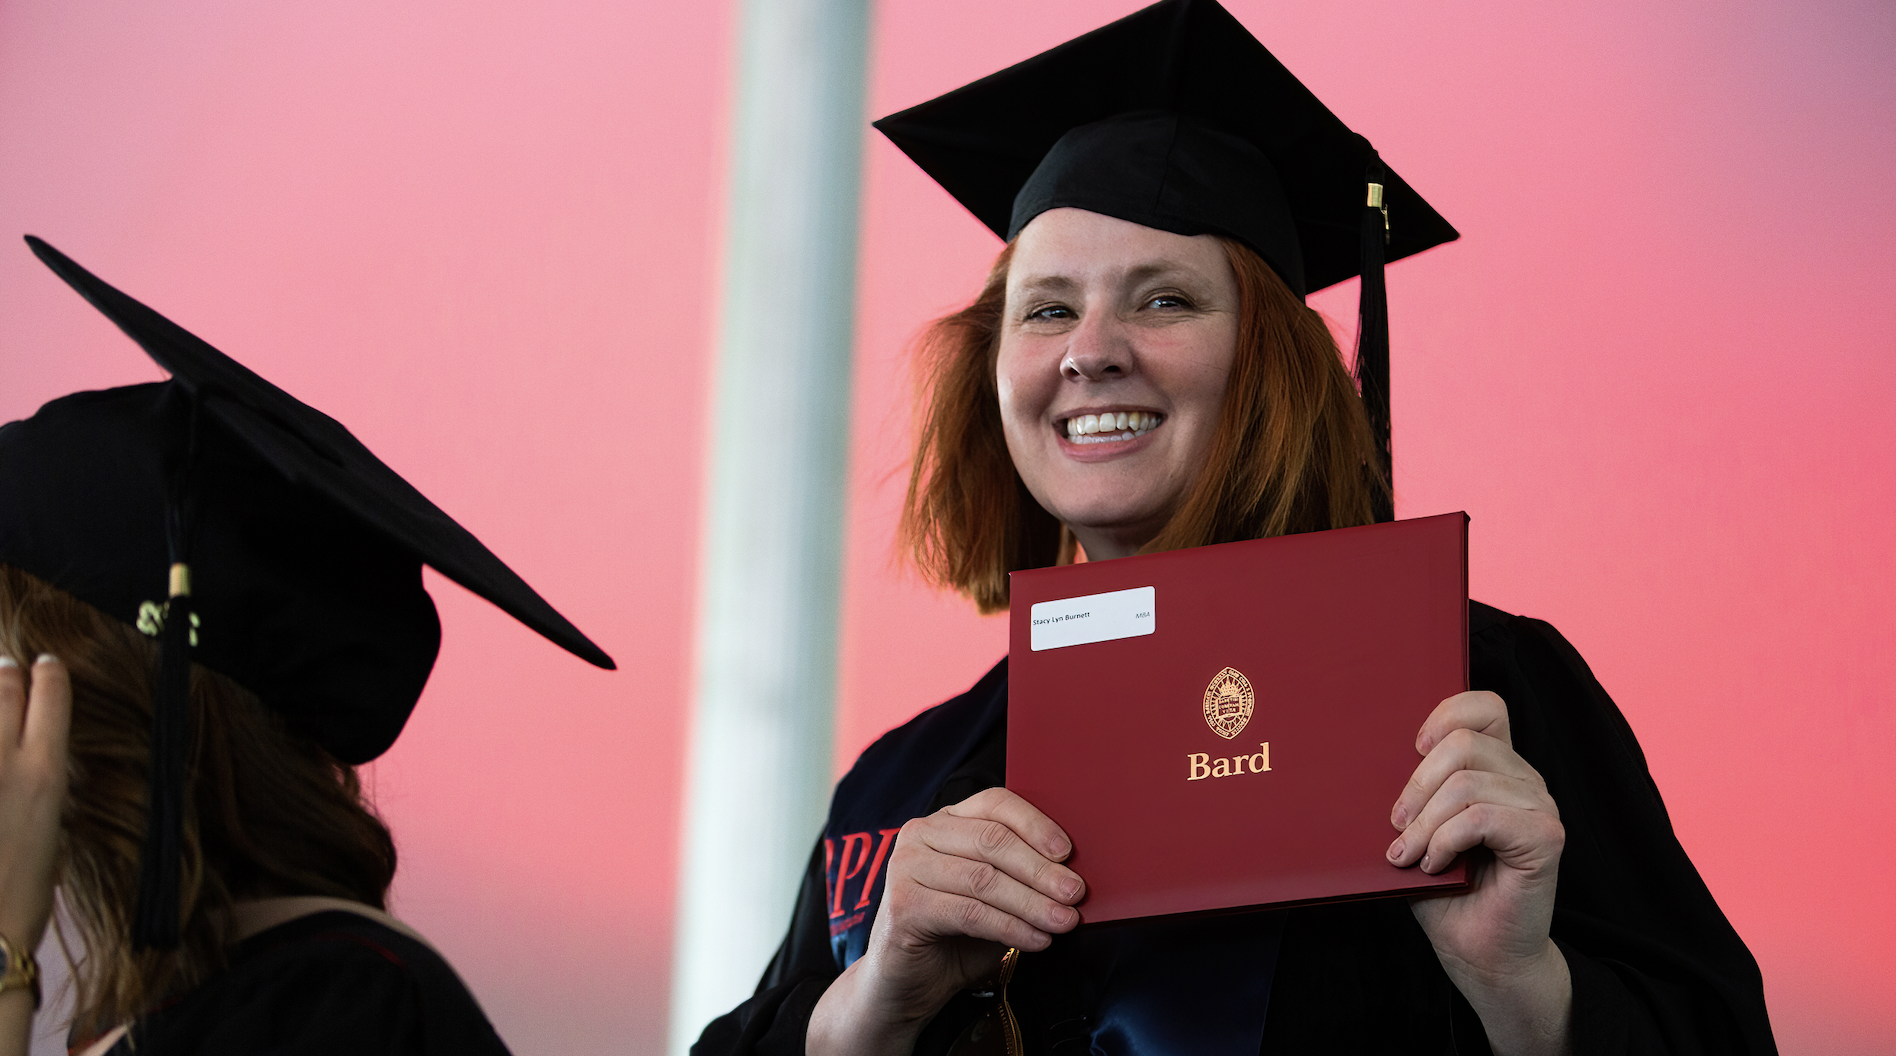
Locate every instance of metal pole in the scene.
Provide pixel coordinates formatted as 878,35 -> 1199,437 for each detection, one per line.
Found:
668,0 -> 868,1049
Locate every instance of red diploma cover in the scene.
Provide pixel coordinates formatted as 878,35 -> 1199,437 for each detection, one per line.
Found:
1007,512 -> 1472,923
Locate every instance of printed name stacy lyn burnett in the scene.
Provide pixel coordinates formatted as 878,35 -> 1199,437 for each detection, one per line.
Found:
1031,611 -> 1091,625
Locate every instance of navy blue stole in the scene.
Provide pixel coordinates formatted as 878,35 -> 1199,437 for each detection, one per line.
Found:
1011,911 -> 1284,1055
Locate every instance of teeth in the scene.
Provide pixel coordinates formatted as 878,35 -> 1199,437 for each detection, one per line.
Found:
1060,412 -> 1162,443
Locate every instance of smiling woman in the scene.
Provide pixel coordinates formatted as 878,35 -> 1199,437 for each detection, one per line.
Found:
904,213 -> 1381,609
693,1 -> 1776,1053
999,210 -> 1245,560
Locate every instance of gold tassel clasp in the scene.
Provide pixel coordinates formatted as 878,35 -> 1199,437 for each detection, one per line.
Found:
1367,182 -> 1390,242
137,564 -> 200,646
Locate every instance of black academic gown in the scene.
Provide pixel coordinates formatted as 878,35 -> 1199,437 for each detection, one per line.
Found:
694,602 -> 1778,1055
104,911 -> 513,1056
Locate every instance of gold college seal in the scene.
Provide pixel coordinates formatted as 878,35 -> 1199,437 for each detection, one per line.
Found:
1202,667 -> 1255,739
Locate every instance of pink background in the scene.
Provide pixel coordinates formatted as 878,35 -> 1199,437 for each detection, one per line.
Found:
1,1 -> 1889,1052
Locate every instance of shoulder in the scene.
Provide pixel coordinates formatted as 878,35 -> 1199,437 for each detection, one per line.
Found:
1467,599 -> 1619,706
1469,598 -> 1513,636
1468,598 -> 1570,653
132,911 -> 511,1056
1465,600 -> 1665,814
825,657 -> 1009,837
835,658 -> 1006,788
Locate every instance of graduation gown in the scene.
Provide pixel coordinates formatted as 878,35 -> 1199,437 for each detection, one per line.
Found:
104,910 -> 513,1055
694,602 -> 1777,1054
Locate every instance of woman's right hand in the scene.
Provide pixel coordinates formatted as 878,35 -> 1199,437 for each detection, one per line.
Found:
806,787 -> 1085,1056
0,655 -> 71,1056
0,656 -> 68,953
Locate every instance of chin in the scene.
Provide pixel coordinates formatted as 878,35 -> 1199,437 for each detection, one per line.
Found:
1047,501 -> 1171,538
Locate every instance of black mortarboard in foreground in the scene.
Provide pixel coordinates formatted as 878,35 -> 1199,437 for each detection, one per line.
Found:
2,236 -> 615,947
873,0 -> 1458,519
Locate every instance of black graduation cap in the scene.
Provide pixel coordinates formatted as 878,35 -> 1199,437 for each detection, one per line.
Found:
873,0 -> 1458,520
1,236 -> 615,947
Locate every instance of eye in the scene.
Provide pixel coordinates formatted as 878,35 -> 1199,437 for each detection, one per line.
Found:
1024,302 -> 1076,322
1143,291 -> 1196,310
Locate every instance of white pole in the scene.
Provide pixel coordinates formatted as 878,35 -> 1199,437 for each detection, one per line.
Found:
668,0 -> 869,1050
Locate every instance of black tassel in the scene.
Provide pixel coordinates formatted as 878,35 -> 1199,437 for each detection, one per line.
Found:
132,576 -> 191,951
1356,155 -> 1393,523
133,391 -> 200,952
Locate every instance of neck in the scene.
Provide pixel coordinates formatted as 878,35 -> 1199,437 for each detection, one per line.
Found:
1068,525 -> 1155,562
227,896 -> 433,951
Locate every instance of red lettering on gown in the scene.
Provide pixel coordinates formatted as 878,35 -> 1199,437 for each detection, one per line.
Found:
854,829 -> 903,910
829,832 -> 871,918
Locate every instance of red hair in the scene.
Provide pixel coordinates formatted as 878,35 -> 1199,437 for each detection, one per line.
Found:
899,238 -> 1384,613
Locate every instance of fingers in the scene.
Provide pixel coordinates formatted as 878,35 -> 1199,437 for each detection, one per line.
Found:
904,826 -> 1081,933
0,656 -> 70,952
944,786 -> 1072,863
1392,724 -> 1545,833
1407,800 -> 1565,879
934,787 -> 1084,916
0,656 -> 70,759
879,843 -> 1063,954
1387,768 -> 1554,870
1416,690 -> 1510,754
23,657 -> 71,768
904,796 -> 1084,919
917,886 -> 1062,953
1390,692 -> 1562,877
876,788 -> 1087,954
1391,692 -> 1558,875
919,815 -> 1083,899
0,658 -> 22,747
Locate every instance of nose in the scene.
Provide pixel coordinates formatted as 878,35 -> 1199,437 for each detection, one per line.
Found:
1061,312 -> 1131,381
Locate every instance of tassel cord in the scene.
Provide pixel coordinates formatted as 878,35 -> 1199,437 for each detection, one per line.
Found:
132,388 -> 202,951
1355,155 -> 1393,523
131,598 -> 191,950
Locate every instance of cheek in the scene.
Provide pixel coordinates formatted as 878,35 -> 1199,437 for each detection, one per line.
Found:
996,384 -> 1049,479
1171,325 -> 1239,423
994,341 -> 1050,432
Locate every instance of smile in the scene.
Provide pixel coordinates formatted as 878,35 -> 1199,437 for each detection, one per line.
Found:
1058,411 -> 1162,445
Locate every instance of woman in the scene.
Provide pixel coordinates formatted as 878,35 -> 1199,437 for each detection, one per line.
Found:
696,2 -> 1775,1054
0,237 -> 615,1054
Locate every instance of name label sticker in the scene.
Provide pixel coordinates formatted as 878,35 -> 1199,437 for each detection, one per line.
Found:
1029,586 -> 1156,651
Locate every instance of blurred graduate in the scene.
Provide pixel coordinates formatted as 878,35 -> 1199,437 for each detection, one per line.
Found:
0,237 -> 613,1055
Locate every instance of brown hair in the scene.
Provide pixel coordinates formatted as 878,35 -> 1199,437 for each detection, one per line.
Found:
0,565 -> 397,1034
900,237 -> 1386,613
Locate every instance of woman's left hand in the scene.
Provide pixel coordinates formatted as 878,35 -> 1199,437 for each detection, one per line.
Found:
1388,690 -> 1572,1056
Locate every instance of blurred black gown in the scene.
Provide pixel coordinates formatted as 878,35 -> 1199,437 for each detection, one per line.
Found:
694,602 -> 1777,1055
100,910 -> 512,1055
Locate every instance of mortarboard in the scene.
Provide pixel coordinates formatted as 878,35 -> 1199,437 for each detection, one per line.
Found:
873,0 -> 1459,519
1,236 -> 615,947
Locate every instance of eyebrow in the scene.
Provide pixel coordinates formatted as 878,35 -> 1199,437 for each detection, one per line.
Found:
1012,274 -> 1079,297
1012,261 -> 1205,296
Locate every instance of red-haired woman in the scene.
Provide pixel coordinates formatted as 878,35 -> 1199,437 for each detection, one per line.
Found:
695,3 -> 1774,1054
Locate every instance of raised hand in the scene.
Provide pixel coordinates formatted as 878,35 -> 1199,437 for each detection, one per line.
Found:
807,787 -> 1084,1056
0,656 -> 69,953
1388,690 -> 1573,1056
0,655 -> 71,1056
